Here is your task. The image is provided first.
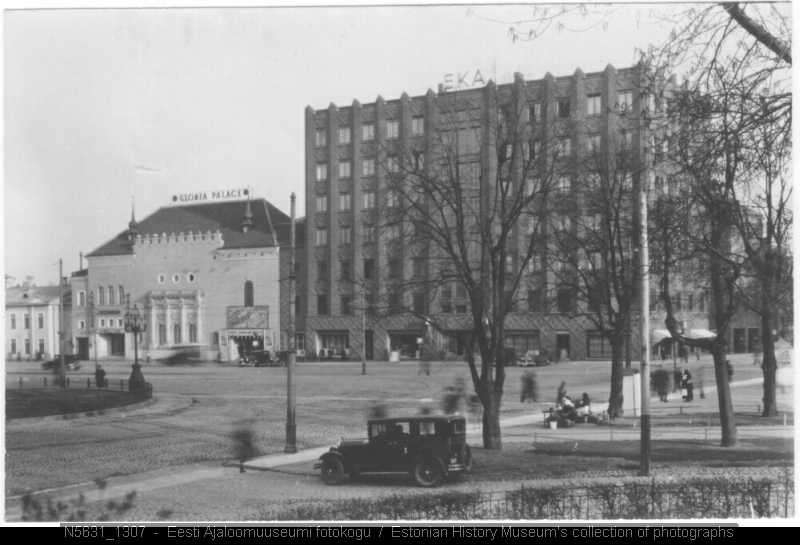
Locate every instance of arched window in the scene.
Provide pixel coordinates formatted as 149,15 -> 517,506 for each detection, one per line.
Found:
109,286 -> 115,306
189,324 -> 197,343
98,287 -> 105,305
158,324 -> 166,345
173,324 -> 182,344
119,286 -> 124,305
244,280 -> 254,307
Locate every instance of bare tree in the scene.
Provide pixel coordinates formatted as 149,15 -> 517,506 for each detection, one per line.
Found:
543,128 -> 646,417
643,1 -> 791,442
361,82 -> 567,449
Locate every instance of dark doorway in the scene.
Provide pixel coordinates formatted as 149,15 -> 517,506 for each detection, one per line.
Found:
556,333 -> 570,360
110,334 -> 125,356
365,330 -> 374,360
77,337 -> 89,360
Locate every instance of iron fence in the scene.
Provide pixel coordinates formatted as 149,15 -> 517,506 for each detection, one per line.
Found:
267,472 -> 794,520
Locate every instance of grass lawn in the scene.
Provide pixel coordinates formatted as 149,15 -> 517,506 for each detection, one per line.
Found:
467,438 -> 793,482
6,389 -> 142,419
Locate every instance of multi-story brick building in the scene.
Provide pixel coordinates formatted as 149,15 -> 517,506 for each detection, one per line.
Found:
304,64 -> 710,362
71,196 -> 305,363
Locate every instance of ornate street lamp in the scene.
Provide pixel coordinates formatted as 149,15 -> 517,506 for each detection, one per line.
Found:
124,298 -> 148,390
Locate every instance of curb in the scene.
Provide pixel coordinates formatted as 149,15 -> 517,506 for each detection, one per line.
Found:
6,396 -> 158,424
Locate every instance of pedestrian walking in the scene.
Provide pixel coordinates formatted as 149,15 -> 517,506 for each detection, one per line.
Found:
726,360 -> 734,381
95,365 -> 106,389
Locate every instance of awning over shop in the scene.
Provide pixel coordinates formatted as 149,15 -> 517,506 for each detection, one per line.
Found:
652,329 -> 716,341
686,329 -> 716,339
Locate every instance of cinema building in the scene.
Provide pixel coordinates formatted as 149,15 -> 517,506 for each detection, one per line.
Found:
70,194 -> 305,363
304,64 -> 712,362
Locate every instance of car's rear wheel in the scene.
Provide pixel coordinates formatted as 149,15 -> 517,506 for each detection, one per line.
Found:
321,458 -> 344,485
414,457 -> 443,488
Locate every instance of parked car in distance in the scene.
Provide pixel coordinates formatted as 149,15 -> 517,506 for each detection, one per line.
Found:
41,355 -> 81,371
522,349 -> 550,367
239,350 -> 278,367
315,415 -> 473,488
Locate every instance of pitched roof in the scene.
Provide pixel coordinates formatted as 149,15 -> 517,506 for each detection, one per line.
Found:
87,199 -> 293,257
5,285 -> 66,306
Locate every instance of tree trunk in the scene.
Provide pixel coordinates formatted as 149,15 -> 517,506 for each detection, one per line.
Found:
760,310 -> 778,417
607,338 -> 625,417
711,344 -> 739,446
481,379 -> 503,449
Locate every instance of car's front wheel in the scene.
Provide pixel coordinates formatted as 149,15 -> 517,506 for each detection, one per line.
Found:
321,458 -> 344,485
414,457 -> 443,488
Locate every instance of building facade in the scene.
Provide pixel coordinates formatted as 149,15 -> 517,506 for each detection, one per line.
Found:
71,197 -> 305,362
304,64 -> 709,362
6,282 -> 71,361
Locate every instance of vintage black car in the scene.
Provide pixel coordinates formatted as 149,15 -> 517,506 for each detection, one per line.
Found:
41,355 -> 81,371
316,415 -> 472,488
239,350 -> 281,367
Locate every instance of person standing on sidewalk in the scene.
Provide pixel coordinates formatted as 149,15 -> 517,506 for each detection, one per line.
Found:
681,369 -> 693,402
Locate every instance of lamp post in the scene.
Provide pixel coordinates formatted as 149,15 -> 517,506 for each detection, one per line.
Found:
124,297 -> 148,391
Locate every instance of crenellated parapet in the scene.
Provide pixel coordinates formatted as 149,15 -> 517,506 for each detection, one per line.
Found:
134,229 -> 224,248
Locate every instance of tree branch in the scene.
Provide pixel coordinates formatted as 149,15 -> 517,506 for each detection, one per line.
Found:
721,3 -> 792,65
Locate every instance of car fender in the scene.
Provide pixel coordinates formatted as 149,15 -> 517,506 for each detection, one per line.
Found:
411,453 -> 447,476
317,449 -> 344,467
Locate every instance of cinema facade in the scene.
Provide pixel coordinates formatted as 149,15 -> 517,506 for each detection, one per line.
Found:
70,191 -> 306,363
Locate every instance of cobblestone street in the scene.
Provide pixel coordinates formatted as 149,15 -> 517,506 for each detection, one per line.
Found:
5,355 -> 794,521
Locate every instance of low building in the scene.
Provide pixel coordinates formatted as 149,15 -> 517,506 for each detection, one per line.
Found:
5,281 -> 71,361
72,195 -> 305,363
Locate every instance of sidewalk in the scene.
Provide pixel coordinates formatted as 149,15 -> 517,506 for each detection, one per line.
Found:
5,374 -> 793,522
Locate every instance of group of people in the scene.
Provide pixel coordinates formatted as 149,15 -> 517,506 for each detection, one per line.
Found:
318,346 -> 348,362
556,387 -> 592,422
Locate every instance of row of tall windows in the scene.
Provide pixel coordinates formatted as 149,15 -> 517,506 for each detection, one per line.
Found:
96,285 -> 125,306
156,323 -> 198,345
8,313 -> 47,329
315,117 -> 425,149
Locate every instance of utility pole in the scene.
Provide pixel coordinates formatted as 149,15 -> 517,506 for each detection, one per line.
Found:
285,193 -> 297,454
59,259 -> 66,388
639,178 -> 651,476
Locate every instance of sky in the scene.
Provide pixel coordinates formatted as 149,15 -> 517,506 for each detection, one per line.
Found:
3,2 -> 680,286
